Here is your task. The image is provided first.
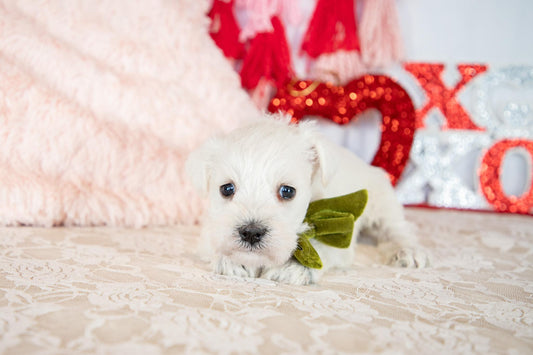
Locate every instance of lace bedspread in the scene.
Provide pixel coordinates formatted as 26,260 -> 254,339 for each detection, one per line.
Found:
1,209 -> 532,354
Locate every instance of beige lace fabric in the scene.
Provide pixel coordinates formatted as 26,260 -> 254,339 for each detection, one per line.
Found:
1,209 -> 532,354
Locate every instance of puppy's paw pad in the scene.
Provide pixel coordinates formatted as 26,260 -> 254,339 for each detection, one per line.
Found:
261,261 -> 315,285
215,257 -> 257,278
389,248 -> 430,268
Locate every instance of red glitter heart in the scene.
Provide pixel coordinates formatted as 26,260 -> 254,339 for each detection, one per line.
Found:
268,75 -> 416,185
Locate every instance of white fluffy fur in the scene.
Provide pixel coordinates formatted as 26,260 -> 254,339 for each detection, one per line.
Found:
187,116 -> 429,285
0,0 -> 259,226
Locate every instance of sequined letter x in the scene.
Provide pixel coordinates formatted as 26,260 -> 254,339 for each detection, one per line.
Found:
404,63 -> 487,130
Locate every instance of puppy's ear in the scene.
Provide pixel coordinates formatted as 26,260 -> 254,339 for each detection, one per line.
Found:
185,138 -> 221,196
310,138 -> 333,187
298,120 -> 337,187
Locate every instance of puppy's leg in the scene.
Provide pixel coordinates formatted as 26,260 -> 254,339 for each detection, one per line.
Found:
373,221 -> 430,268
364,175 -> 430,268
260,233 -> 356,285
260,259 -> 319,285
215,256 -> 260,278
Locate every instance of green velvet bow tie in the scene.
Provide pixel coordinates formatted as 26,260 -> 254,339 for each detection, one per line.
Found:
294,189 -> 368,269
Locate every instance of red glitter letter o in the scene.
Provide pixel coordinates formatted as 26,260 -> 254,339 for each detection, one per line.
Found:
479,139 -> 533,214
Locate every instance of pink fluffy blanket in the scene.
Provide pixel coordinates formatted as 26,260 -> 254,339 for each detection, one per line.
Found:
0,0 -> 258,226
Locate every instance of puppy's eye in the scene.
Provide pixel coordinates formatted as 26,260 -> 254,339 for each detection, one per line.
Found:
220,183 -> 235,198
278,185 -> 296,201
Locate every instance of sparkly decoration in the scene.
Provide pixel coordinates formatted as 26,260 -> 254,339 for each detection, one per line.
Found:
395,130 -> 492,209
471,66 -> 533,215
471,66 -> 533,139
397,65 -> 533,215
479,139 -> 533,214
268,75 -> 416,185
404,63 -> 487,130
265,61 -> 533,215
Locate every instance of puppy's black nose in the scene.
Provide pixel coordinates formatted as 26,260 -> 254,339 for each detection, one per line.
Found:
238,224 -> 267,246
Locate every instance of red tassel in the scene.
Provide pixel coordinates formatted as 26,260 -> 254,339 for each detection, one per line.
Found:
208,0 -> 245,60
240,16 -> 294,90
301,0 -> 360,58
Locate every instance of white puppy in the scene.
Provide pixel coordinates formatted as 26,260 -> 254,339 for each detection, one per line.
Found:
186,116 -> 429,285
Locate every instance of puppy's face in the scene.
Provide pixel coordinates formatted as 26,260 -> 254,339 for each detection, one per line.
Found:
187,119 -> 325,268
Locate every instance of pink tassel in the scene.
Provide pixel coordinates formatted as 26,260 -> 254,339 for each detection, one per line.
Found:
359,0 -> 404,68
236,0 -> 277,41
250,77 -> 276,110
236,0 -> 301,41
311,50 -> 367,85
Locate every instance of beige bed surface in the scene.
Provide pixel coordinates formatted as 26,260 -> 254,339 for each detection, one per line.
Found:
1,208 -> 532,354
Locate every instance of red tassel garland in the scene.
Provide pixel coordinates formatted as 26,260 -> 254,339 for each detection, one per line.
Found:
301,0 -> 360,58
208,0 -> 245,60
239,16 -> 294,90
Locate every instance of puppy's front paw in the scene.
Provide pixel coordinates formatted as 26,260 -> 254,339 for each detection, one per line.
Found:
261,259 -> 316,285
215,256 -> 258,278
388,248 -> 430,268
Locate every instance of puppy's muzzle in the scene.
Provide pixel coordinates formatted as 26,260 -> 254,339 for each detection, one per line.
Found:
238,223 -> 268,247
